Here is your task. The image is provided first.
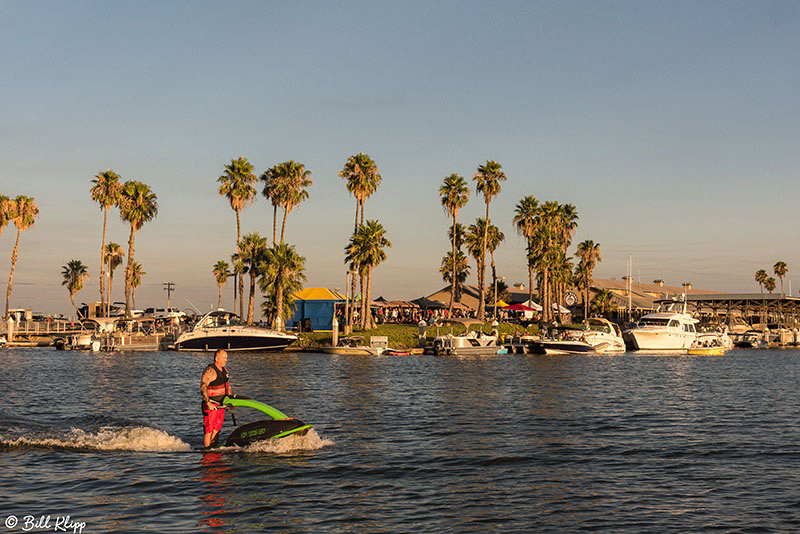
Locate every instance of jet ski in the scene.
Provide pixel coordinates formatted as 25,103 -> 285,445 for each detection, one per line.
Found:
217,395 -> 312,447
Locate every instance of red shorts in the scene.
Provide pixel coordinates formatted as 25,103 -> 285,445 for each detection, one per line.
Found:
203,405 -> 226,434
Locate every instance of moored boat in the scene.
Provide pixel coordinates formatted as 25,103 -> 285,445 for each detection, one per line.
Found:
174,309 -> 297,352
529,326 -> 596,355
581,317 -> 626,353
624,297 -> 698,351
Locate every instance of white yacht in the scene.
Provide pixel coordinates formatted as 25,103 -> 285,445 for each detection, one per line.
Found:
581,317 -> 626,353
174,309 -> 297,352
624,297 -> 698,351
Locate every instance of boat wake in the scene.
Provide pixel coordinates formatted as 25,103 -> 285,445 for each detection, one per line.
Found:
0,425 -> 192,453
213,428 -> 333,454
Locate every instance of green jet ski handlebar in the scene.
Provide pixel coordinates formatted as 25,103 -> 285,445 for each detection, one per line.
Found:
221,395 -> 290,420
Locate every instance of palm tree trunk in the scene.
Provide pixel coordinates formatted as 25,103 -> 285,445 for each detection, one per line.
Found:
273,205 -> 278,245
217,284 -> 222,308
366,268 -> 373,330
236,210 -> 244,319
71,293 -> 81,318
275,283 -> 284,331
527,261 -> 534,309
247,270 -> 256,324
5,229 -> 21,318
124,227 -> 136,318
478,202 -> 490,321
585,273 -> 590,319
542,268 -> 550,323
360,272 -> 367,330
449,218 -> 456,316
280,207 -> 288,244
491,251 -> 497,319
108,272 -> 114,316
99,207 -> 108,316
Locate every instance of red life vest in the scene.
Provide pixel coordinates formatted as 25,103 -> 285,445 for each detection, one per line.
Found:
205,364 -> 229,403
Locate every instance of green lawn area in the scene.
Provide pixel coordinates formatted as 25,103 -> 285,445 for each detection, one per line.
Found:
293,321 -> 542,349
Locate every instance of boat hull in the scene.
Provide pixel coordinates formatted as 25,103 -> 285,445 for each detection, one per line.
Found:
530,340 -> 596,355
626,330 -> 695,351
174,333 -> 296,351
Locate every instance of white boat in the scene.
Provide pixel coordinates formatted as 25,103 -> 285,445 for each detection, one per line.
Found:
431,330 -> 499,356
581,317 -> 626,353
695,325 -> 733,350
174,309 -> 297,352
529,326 -> 596,355
624,297 -> 698,351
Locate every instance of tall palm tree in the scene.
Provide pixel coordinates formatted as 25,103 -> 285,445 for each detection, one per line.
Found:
213,260 -> 230,309
260,164 -> 283,245
472,160 -> 506,320
464,218 -> 488,310
339,153 -> 382,332
130,261 -> 146,309
260,242 -> 307,330
90,169 -> 123,316
575,240 -> 602,319
512,195 -> 540,308
62,260 -> 89,318
439,173 -> 470,315
118,181 -> 158,317
104,242 -> 124,316
773,261 -> 788,296
486,223 -> 505,316
277,161 -> 312,244
5,195 -> 38,319
218,156 -> 257,318
345,220 -> 391,330
237,233 -> 269,324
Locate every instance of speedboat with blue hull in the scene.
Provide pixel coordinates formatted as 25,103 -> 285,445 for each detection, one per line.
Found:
174,309 -> 296,351
214,395 -> 312,448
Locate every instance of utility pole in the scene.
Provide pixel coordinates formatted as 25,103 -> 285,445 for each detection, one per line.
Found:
163,282 -> 175,308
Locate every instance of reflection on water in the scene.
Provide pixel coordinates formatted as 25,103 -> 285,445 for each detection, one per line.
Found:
2,348 -> 800,532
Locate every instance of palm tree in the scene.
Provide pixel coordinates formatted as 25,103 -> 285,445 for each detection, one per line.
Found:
5,195 -> 38,319
575,240 -> 602,319
765,277 -> 776,294
472,160 -> 506,320
439,250 -> 470,303
512,195 -> 540,308
237,233 -> 269,324
439,173 -> 470,316
755,269 -> 768,294
277,161 -> 312,244
260,165 -> 283,246
218,156 -> 257,318
0,194 -> 10,236
774,261 -> 788,297
339,153 -> 382,331
464,218 -> 488,309
345,220 -> 391,330
260,242 -> 307,330
118,181 -> 158,317
104,242 -> 124,316
591,289 -> 615,317
486,223 -> 505,316
130,262 -> 145,308
90,169 -> 123,316
62,260 -> 89,318
212,260 -> 230,309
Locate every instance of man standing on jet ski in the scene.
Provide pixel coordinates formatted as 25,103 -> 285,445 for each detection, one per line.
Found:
201,349 -> 233,448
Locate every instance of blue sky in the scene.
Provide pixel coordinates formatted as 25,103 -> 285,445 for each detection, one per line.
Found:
1,1 -> 799,315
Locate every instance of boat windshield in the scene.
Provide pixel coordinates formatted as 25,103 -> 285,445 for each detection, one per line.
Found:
639,318 -> 670,327
201,314 -> 243,328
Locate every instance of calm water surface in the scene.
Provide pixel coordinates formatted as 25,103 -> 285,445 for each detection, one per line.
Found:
2,347 -> 799,532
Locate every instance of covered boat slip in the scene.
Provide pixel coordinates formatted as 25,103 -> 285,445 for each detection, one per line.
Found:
686,294 -> 800,327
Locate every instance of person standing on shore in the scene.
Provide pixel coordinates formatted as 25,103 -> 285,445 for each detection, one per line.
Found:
200,349 -> 233,448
